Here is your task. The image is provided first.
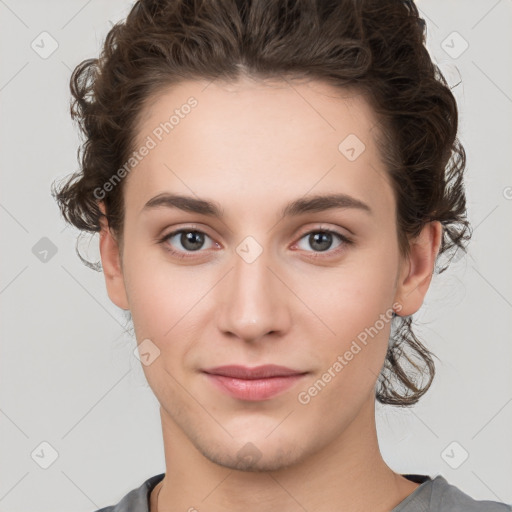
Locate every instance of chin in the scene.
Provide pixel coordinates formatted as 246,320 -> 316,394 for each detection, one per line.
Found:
198,436 -> 307,473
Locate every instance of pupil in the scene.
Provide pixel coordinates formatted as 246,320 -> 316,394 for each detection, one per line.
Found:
311,232 -> 332,252
179,231 -> 333,252
182,231 -> 203,251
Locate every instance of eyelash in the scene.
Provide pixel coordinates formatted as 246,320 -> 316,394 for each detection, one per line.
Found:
157,226 -> 353,260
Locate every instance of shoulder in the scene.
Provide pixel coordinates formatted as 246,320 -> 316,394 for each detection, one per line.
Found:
90,473 -> 165,512
429,475 -> 511,512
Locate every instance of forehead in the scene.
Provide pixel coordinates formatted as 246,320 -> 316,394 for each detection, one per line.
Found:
125,77 -> 393,221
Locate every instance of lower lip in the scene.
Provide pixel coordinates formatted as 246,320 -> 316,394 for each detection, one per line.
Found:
203,373 -> 307,401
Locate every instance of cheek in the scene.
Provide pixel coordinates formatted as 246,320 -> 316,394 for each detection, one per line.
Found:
127,271 -> 200,341
297,247 -> 398,390
121,239 -> 197,340
294,271 -> 395,421
301,251 -> 398,342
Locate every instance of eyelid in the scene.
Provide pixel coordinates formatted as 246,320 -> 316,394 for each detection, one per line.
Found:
291,225 -> 353,254
158,224 -> 219,250
157,224 -> 353,258
158,223 -> 214,242
294,223 -> 351,242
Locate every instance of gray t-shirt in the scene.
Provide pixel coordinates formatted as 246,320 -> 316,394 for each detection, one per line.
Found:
95,472 -> 511,512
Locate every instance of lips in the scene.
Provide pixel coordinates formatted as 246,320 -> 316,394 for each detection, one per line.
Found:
202,365 -> 308,401
202,364 -> 307,379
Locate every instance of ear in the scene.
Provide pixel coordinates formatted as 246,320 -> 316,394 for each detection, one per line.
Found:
98,202 -> 129,310
393,221 -> 443,316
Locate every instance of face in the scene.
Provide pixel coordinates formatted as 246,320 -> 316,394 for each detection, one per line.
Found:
100,76 -> 434,472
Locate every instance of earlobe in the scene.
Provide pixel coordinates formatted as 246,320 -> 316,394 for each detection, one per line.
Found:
98,202 -> 130,311
394,221 -> 443,317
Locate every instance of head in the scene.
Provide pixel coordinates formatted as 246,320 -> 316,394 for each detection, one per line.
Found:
53,0 -> 471,471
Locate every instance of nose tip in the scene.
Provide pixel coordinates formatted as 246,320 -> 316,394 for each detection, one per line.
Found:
215,253 -> 291,343
228,318 -> 276,343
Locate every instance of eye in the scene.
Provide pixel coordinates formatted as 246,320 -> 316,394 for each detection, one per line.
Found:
158,228 -> 217,258
158,226 -> 353,260
294,228 -> 352,256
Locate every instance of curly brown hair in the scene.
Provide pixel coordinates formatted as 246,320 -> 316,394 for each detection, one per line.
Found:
51,0 -> 471,407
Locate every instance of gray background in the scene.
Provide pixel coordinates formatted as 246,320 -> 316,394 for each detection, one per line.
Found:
1,0 -> 511,510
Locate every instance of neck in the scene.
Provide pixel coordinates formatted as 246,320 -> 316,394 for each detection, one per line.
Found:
151,397 -> 419,512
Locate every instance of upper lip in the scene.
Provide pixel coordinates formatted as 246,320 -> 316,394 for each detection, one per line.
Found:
202,364 -> 307,379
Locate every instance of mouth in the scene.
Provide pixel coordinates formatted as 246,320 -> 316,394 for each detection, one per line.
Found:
201,365 -> 309,401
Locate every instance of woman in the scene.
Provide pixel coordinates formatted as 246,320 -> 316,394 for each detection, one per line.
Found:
52,0 -> 511,510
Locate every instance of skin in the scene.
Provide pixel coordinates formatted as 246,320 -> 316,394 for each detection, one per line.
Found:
98,76 -> 442,512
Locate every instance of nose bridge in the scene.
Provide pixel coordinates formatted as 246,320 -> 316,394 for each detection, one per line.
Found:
216,238 -> 290,341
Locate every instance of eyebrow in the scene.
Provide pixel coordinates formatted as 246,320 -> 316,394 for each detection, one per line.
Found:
141,192 -> 372,218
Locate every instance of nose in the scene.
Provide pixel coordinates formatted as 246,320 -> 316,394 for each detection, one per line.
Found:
215,244 -> 292,343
